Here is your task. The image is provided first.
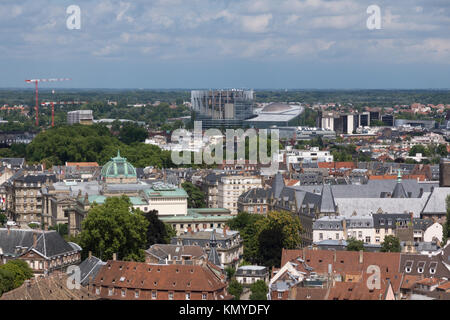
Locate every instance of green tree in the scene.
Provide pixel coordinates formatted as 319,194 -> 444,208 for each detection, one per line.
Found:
225,266 -> 236,281
144,210 -> 172,247
347,237 -> 364,251
48,224 -> 68,237
0,213 -> 7,227
249,280 -> 268,300
228,279 -> 243,300
118,123 -> 148,144
0,268 -> 15,296
409,144 -> 429,157
181,182 -> 206,208
437,144 -> 448,157
0,260 -> 33,289
381,235 -> 401,252
79,196 -> 149,261
227,211 -> 302,267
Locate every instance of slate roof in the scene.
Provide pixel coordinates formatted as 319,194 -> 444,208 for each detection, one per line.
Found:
272,173 -> 285,199
236,265 -> 268,277
78,256 -> 106,286
145,244 -> 206,263
392,181 -> 408,198
292,179 -> 437,198
372,214 -> 411,229
413,218 -> 434,231
207,231 -> 221,266
320,184 -> 337,213
0,229 -> 80,259
421,187 -> 450,215
238,187 -> 271,203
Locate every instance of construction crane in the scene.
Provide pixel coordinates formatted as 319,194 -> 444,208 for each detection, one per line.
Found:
25,78 -> 71,126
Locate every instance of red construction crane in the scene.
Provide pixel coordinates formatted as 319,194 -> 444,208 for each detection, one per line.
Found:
25,78 -> 71,126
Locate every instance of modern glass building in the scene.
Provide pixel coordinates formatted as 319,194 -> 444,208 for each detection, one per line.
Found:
191,89 -> 254,128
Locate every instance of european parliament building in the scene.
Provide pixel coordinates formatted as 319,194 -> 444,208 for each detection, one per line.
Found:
191,89 -> 255,128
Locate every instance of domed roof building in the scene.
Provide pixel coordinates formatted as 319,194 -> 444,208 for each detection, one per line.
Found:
101,150 -> 137,184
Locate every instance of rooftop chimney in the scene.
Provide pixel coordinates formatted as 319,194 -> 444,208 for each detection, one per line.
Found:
113,253 -> 117,261
359,250 -> 363,264
33,233 -> 37,248
88,251 -> 92,259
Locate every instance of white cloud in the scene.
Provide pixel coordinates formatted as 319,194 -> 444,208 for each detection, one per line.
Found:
241,14 -> 273,33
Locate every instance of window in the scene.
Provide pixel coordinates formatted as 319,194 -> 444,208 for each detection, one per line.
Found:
202,293 -> 207,300
375,237 -> 380,243
365,236 -> 371,243
95,288 -> 100,295
169,292 -> 174,300
185,293 -> 190,300
121,289 -> 126,297
335,233 -> 339,240
376,229 -> 380,234
319,233 -> 323,240
108,288 -> 113,296
152,291 -> 157,299
278,292 -> 283,299
135,291 -> 140,299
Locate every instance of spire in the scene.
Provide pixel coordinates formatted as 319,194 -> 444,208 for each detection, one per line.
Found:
397,169 -> 402,183
117,149 -> 121,158
207,230 -> 221,266
392,169 -> 408,198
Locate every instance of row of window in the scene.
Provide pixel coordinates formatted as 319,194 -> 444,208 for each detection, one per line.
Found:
100,287 -> 207,300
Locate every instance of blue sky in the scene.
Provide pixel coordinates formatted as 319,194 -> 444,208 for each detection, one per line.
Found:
2,0 -> 450,89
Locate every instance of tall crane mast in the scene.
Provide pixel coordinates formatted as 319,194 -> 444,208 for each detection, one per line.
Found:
25,78 -> 71,126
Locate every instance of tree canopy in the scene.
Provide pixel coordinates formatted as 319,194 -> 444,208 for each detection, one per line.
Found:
25,124 -> 173,168
381,235 -> 401,253
227,211 -> 302,268
79,196 -> 149,261
346,237 -> 365,251
144,210 -> 174,247
228,279 -> 243,300
0,260 -> 33,296
181,182 -> 206,208
249,280 -> 268,300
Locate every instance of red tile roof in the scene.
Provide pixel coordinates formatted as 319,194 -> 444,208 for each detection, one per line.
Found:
93,260 -> 226,296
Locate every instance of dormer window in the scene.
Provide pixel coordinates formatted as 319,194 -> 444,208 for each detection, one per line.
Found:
430,262 -> 437,274
417,261 -> 425,274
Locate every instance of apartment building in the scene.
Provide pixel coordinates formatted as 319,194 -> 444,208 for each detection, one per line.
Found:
217,175 -> 262,215
5,173 -> 57,226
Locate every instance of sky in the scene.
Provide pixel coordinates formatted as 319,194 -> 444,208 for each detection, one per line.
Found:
1,0 -> 450,89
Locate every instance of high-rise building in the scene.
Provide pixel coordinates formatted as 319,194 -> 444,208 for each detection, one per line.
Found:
191,89 -> 254,128
67,110 -> 94,125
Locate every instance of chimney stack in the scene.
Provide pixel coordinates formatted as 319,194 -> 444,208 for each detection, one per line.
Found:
33,233 -> 37,247
359,250 -> 363,264
88,251 -> 92,259
113,253 -> 117,261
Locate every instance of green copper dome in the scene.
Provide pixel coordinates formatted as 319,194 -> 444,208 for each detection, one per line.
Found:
101,150 -> 137,178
